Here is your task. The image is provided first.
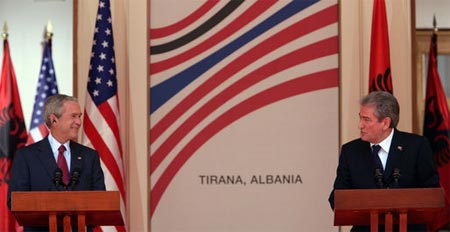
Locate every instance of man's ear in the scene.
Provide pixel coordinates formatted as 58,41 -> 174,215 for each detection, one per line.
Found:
50,114 -> 57,124
382,117 -> 391,129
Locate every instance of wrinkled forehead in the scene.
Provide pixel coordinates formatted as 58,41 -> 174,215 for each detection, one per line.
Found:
62,100 -> 81,113
360,104 -> 376,114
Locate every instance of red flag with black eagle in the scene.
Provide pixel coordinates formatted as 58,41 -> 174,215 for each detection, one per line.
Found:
424,32 -> 450,231
368,0 -> 393,93
0,39 -> 27,232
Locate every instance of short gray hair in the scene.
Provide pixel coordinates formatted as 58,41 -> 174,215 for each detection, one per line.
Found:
360,91 -> 399,128
44,94 -> 78,127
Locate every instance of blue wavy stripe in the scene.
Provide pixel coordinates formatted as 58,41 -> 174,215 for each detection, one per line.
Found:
150,0 -> 319,114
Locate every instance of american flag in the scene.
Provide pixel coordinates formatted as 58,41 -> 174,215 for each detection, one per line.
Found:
26,40 -> 58,145
80,0 -> 126,231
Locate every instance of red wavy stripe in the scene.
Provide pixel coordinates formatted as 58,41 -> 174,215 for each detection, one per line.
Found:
150,3 -> 337,150
150,4 -> 337,147
150,0 -> 276,75
150,68 -> 339,216
150,36 -> 337,174
150,0 -> 219,39
83,110 -> 126,200
98,101 -> 123,156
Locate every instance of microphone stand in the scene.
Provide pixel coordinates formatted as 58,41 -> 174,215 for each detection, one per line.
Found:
54,168 -> 66,191
392,168 -> 401,188
67,168 -> 81,191
374,168 -> 384,188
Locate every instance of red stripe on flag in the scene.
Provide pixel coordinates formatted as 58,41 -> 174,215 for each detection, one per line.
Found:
38,124 -> 49,138
26,136 -> 35,145
83,110 -> 125,199
97,102 -> 123,156
27,124 -> 50,145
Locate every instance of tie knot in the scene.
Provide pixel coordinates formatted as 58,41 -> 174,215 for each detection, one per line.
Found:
372,145 -> 381,154
58,145 -> 66,153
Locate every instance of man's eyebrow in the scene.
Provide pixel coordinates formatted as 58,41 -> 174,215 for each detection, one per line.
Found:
359,114 -> 370,119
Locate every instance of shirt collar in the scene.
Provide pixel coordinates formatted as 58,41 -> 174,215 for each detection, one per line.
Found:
371,128 -> 394,153
48,133 -> 70,153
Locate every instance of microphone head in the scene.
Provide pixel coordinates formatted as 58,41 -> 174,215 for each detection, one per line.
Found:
70,168 -> 81,186
374,168 -> 384,188
392,168 -> 401,188
71,168 -> 81,177
392,168 -> 401,179
54,168 -> 62,178
374,168 -> 383,177
54,168 -> 63,185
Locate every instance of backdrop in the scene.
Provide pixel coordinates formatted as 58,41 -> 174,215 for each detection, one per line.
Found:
149,0 -> 339,231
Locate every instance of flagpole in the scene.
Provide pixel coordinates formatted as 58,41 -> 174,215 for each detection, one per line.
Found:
46,20 -> 53,40
433,15 -> 437,33
46,20 -> 53,52
2,21 -> 7,41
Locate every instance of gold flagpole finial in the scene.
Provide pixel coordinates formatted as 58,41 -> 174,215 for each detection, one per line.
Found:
46,20 -> 53,40
2,21 -> 8,40
433,15 -> 438,33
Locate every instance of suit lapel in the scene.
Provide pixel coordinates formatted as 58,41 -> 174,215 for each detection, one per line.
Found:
70,142 -> 83,172
384,129 -> 403,183
361,142 -> 374,170
37,137 -> 59,179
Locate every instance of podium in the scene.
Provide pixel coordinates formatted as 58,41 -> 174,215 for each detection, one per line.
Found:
334,188 -> 445,232
11,191 -> 124,232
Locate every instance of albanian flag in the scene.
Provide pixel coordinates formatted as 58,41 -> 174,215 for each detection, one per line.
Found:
0,39 -> 27,232
368,0 -> 393,94
424,32 -> 450,231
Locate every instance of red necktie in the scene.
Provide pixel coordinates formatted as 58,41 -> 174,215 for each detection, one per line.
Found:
57,145 -> 70,185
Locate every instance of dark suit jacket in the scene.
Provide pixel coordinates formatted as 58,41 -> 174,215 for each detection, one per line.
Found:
329,129 -> 440,231
7,137 -> 106,232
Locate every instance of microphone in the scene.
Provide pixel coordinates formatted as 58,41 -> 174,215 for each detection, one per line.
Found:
68,168 -> 81,190
374,168 -> 384,188
53,168 -> 65,191
392,168 -> 401,188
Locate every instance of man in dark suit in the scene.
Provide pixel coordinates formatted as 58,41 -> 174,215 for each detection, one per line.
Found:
329,91 -> 440,232
8,94 -> 105,232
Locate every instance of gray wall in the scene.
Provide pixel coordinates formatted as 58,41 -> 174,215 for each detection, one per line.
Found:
416,0 -> 450,28
0,0 -> 73,130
